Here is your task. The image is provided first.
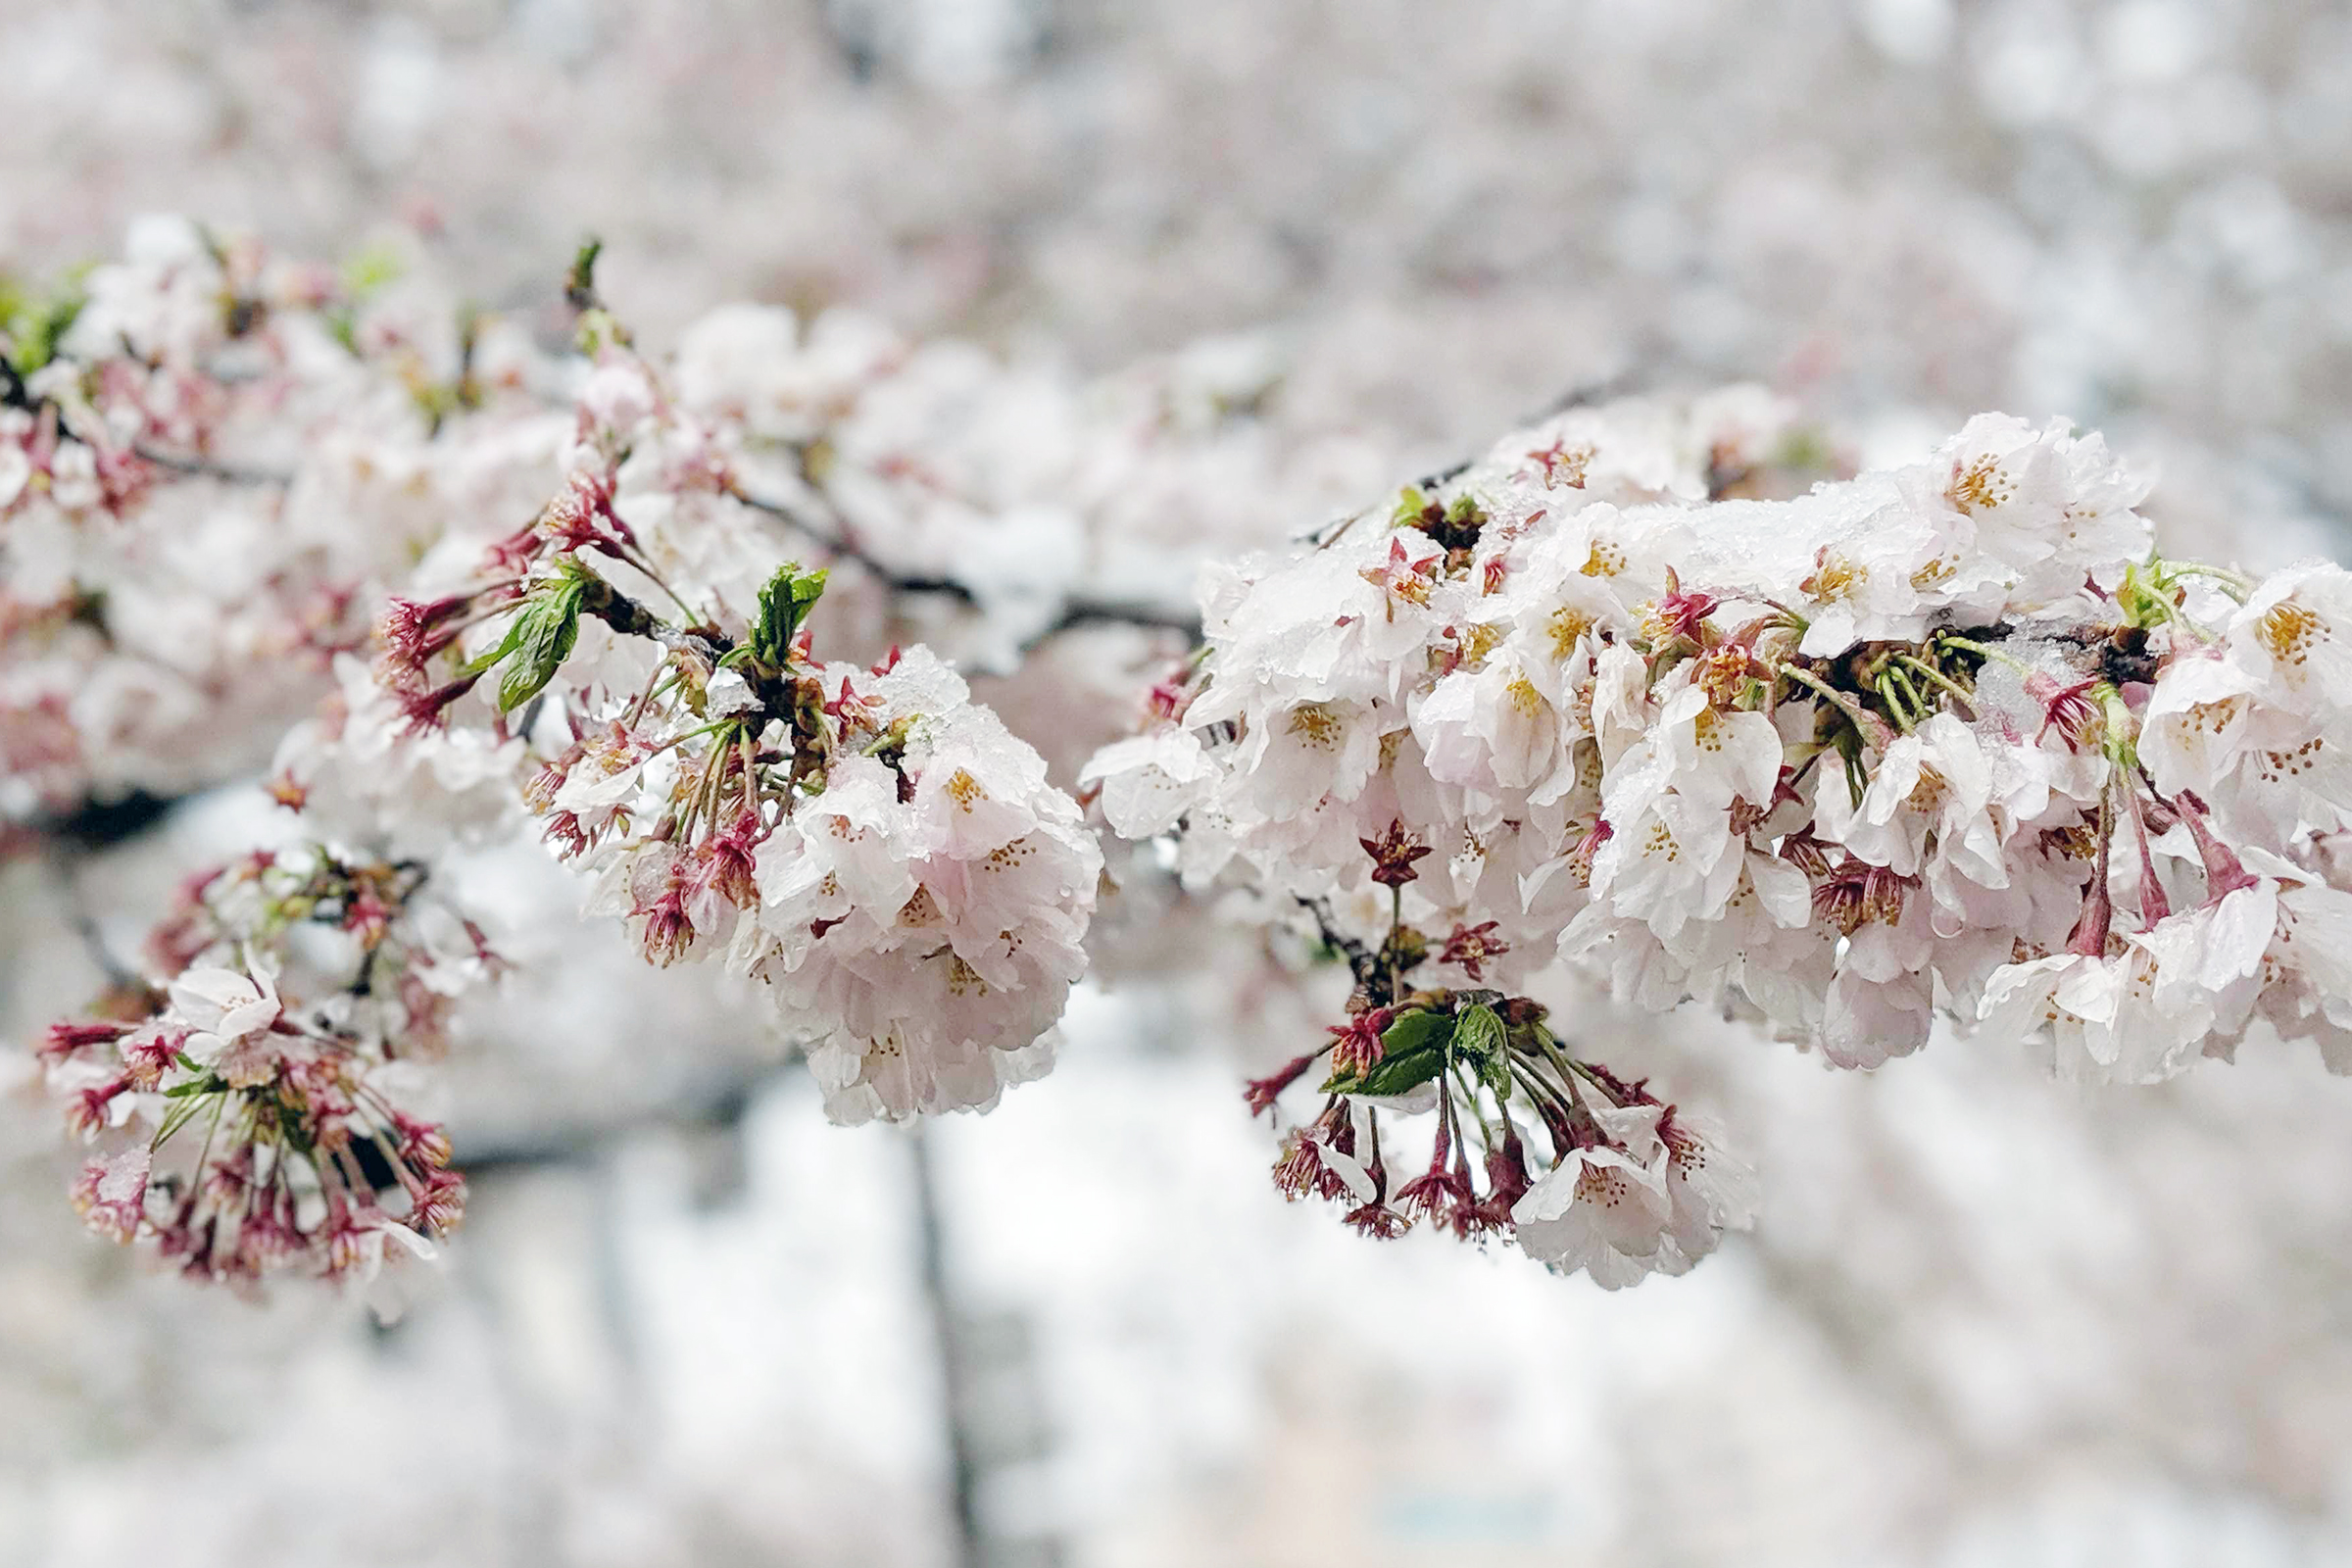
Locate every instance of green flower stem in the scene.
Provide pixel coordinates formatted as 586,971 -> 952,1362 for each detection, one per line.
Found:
1877,673 -> 1916,734
1936,634 -> 2035,675
1896,654 -> 1979,714
1775,662 -> 1876,732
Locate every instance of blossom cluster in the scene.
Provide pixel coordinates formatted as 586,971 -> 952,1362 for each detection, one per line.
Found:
3,219 -> 1357,837
537,597 -> 1105,1125
22,226 -> 1282,1292
278,273 -> 1104,1124
717,644 -> 1103,1123
37,845 -> 493,1291
24,221 -> 2350,1301
0,217 -> 567,823
1087,399 -> 2352,1284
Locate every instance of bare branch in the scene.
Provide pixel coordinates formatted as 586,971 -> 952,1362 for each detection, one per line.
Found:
733,482 -> 1201,646
132,443 -> 294,487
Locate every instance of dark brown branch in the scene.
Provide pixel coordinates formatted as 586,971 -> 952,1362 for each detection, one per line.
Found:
1295,894 -> 1381,995
131,443 -> 294,487
730,482 -> 979,607
1299,368 -> 1643,547
732,482 -> 1201,647
574,572 -> 797,720
457,1067 -> 767,1173
1022,596 -> 1202,650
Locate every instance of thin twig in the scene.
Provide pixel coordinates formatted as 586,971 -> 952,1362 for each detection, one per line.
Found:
131,443 -> 294,487
731,482 -> 978,606
1297,368 -> 1641,548
733,482 -> 1201,646
1021,596 -> 1201,650
1294,894 -> 1381,995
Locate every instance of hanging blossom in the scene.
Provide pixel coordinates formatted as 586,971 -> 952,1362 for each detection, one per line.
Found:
274,263 -> 1103,1124
37,846 -> 496,1291
1085,397 -> 2352,1285
27,241 -> 1141,1295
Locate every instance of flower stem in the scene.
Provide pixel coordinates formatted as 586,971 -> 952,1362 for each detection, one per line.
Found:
1877,673 -> 1915,734
1776,662 -> 1876,733
1886,662 -> 1933,724
1896,654 -> 1978,714
1936,634 -> 2034,675
2157,560 -> 2254,600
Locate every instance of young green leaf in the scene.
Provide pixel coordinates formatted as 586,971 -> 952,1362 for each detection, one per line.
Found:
750,562 -> 829,667
1381,1007 -> 1451,1058
1450,1002 -> 1505,1063
457,616 -> 528,681
1321,1007 -> 1455,1096
1351,1044 -> 1450,1097
162,1073 -> 228,1099
1448,1002 -> 1514,1099
3,271 -> 88,375
495,577 -> 586,711
457,576 -> 588,711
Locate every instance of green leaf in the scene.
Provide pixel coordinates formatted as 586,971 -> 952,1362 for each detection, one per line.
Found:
1448,1003 -> 1514,1099
1381,1007 -> 1451,1059
3,273 -> 87,374
496,578 -> 585,711
1321,1007 -> 1454,1097
456,614 -> 529,680
751,562 -> 828,666
565,237 -> 605,311
163,1073 -> 227,1099
458,577 -> 588,712
1451,1003 -> 1505,1063
1354,1045 -> 1449,1097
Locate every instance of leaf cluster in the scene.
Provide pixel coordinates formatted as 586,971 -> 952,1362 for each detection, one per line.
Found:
1322,1000 -> 1513,1099
747,562 -> 828,670
465,566 -> 592,711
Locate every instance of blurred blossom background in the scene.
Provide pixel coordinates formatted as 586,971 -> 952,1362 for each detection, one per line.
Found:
7,1 -> 2352,1564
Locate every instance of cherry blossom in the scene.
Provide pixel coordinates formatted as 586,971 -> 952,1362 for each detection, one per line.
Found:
1089,391 -> 2352,1281
18,221 -> 2352,1302
37,846 -> 479,1290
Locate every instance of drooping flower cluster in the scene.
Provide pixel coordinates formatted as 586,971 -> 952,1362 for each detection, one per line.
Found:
271,267 -> 1105,1124
725,645 -> 1103,1122
37,845 -> 494,1290
468,546 -> 1101,1122
1087,398 -> 2352,1283
1243,964 -> 1762,1287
